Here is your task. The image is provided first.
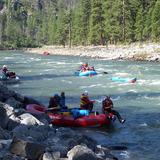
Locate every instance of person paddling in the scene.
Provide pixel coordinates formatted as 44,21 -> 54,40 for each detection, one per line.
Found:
59,92 -> 68,110
48,93 -> 61,112
102,96 -> 125,124
80,91 -> 95,112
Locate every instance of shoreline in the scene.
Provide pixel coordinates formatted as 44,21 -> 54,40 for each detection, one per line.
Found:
25,43 -> 160,62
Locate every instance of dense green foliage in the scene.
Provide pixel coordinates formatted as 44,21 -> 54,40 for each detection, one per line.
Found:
0,0 -> 159,48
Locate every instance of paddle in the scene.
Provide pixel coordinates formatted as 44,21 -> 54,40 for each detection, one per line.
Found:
103,71 -> 108,74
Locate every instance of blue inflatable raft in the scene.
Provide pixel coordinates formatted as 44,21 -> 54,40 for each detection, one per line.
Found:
75,70 -> 97,76
111,77 -> 137,83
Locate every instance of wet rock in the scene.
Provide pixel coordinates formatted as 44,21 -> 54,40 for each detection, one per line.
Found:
27,125 -> 51,142
67,145 -> 97,160
5,97 -> 23,109
19,113 -> 44,125
43,151 -> 61,160
48,145 -> 68,158
0,127 -> 11,139
95,145 -> 118,160
0,103 -> 9,129
9,137 -> 45,159
7,115 -> 20,131
12,125 -> 29,139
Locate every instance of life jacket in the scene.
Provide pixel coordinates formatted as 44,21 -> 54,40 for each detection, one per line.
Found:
102,98 -> 113,111
80,95 -> 91,106
7,72 -> 16,78
48,96 -> 60,108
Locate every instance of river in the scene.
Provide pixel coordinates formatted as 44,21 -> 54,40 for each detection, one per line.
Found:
0,50 -> 160,160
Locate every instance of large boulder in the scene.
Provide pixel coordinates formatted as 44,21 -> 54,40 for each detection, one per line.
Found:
5,97 -> 23,109
19,113 -> 44,126
9,137 -> 45,160
67,145 -> 97,160
0,126 -> 11,139
0,102 -> 9,129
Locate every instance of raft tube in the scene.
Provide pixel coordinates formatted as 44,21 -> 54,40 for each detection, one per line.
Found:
48,112 -> 114,127
75,70 -> 97,76
111,77 -> 137,83
26,104 -> 46,114
0,76 -> 20,84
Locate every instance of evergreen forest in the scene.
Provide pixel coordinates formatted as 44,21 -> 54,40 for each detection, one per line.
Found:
0,0 -> 160,49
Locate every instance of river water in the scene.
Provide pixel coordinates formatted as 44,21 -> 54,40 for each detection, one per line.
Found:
0,50 -> 160,160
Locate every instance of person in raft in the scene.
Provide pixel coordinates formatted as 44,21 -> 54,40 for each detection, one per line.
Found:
80,91 -> 95,112
59,92 -> 68,110
48,93 -> 61,112
0,65 -> 9,80
102,96 -> 125,124
0,65 -> 16,80
81,63 -> 90,71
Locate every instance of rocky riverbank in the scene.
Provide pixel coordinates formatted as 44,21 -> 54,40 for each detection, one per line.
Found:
0,82 -> 125,160
26,43 -> 160,62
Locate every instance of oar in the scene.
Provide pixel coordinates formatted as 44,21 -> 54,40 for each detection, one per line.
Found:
97,71 -> 108,74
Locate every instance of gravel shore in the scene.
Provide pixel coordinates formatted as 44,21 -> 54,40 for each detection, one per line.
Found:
26,43 -> 160,62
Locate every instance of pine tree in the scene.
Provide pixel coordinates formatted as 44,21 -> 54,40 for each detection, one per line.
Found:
151,0 -> 160,41
89,0 -> 105,45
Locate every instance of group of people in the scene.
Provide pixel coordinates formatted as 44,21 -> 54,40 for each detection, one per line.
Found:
79,63 -> 95,72
49,90 -> 125,124
80,91 -> 125,124
0,65 -> 16,80
48,92 -> 67,111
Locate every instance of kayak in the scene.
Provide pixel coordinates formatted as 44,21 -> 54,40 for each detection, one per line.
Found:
26,104 -> 114,127
0,76 -> 20,84
48,112 -> 113,127
75,70 -> 97,76
111,77 -> 137,83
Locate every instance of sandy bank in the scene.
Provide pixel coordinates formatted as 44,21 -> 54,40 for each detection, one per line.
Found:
26,43 -> 160,62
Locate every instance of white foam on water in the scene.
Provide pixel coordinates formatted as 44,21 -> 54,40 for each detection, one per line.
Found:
118,83 -> 132,86
112,96 -> 121,101
114,72 -> 131,76
127,89 -> 137,93
120,151 -> 130,159
149,80 -> 160,86
139,123 -> 148,127
80,84 -> 102,89
4,57 -> 14,60
56,62 -> 67,65
30,58 -> 41,61
61,80 -> 72,84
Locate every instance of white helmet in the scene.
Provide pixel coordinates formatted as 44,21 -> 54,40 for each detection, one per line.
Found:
2,65 -> 7,69
84,90 -> 88,96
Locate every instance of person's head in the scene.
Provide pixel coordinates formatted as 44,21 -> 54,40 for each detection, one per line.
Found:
2,65 -> 7,69
54,93 -> 59,97
83,90 -> 88,96
61,92 -> 65,96
105,95 -> 111,100
84,63 -> 88,67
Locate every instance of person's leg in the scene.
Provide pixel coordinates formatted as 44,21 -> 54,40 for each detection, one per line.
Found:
111,110 -> 125,123
88,103 -> 93,112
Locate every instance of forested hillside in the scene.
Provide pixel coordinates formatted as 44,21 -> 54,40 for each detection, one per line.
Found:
0,0 -> 159,49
